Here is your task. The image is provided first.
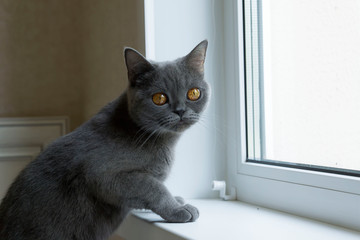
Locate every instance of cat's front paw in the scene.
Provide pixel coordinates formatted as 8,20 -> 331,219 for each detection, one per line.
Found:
165,204 -> 199,223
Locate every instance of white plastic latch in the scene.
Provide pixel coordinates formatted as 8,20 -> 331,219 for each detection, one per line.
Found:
212,180 -> 236,201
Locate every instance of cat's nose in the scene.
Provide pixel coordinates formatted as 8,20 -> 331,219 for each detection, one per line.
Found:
174,109 -> 185,118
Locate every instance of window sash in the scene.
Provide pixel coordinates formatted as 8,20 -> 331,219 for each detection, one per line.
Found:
242,0 -> 360,178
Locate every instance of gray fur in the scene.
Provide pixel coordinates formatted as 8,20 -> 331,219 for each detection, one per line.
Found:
0,40 -> 209,240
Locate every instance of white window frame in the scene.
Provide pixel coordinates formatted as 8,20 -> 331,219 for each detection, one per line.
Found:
224,0 -> 360,231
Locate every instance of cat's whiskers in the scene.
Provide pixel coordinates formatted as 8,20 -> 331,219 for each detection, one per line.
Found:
136,117 -> 173,149
150,127 -> 167,153
149,120 -> 179,153
133,123 -> 154,147
200,112 -> 228,133
133,125 -> 149,141
132,111 -> 162,144
195,113 -> 239,150
133,116 -> 165,147
138,128 -> 159,149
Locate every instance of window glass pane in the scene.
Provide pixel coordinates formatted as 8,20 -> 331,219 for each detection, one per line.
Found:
244,0 -> 360,174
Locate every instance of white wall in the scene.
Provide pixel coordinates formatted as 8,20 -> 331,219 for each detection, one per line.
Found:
144,0 -> 227,198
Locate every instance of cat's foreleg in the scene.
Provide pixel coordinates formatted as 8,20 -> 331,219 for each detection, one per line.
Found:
174,196 -> 185,205
119,173 -> 199,223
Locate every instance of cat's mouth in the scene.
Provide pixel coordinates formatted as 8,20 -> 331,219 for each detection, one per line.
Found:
172,121 -> 189,132
166,118 -> 197,133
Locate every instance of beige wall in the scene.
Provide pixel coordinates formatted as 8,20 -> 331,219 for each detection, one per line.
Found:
0,0 -> 144,130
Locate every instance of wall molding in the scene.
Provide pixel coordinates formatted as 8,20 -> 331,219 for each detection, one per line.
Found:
0,116 -> 69,135
0,116 -> 69,198
0,116 -> 69,148
0,146 -> 42,162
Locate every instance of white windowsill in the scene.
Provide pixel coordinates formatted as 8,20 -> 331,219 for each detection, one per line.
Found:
115,199 -> 360,240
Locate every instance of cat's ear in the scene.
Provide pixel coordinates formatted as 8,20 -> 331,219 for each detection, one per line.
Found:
185,40 -> 208,74
124,48 -> 154,85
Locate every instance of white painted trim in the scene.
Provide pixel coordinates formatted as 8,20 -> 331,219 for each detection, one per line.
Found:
144,0 -> 156,59
0,116 -> 69,149
0,116 -> 69,136
0,117 -> 69,200
117,199 -> 360,240
238,162 -> 360,195
0,146 -> 42,160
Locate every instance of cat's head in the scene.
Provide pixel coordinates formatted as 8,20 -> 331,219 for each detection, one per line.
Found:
124,40 -> 210,134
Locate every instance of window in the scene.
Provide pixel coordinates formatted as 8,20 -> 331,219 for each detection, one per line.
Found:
224,0 -> 360,231
245,0 -> 360,177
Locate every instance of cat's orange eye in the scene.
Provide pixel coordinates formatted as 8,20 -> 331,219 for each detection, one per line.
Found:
187,88 -> 201,101
152,93 -> 167,105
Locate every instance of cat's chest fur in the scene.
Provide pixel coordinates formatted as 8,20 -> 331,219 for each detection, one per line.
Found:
135,143 -> 173,180
112,138 -> 174,181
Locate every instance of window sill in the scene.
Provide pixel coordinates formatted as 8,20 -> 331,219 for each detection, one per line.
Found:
115,199 -> 360,240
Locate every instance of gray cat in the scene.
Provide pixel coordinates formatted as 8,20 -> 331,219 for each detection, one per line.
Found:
0,40 -> 209,240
